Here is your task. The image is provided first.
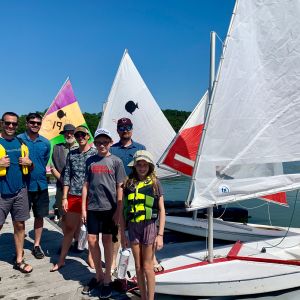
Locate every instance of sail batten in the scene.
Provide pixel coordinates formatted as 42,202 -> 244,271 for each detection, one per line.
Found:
190,0 -> 300,208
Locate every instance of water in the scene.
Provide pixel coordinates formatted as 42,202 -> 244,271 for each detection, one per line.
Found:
49,176 -> 300,228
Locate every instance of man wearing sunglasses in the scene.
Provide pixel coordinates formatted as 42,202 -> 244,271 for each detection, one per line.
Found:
0,112 -> 33,273
18,113 -> 51,260
110,117 -> 145,273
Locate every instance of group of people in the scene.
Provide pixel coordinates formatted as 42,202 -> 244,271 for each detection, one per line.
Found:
0,112 -> 165,300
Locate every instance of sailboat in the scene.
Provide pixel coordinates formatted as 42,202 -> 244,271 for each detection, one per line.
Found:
159,91 -> 293,242
99,49 -> 176,178
155,0 -> 300,296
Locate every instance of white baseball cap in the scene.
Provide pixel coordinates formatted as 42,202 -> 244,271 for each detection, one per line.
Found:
94,128 -> 112,140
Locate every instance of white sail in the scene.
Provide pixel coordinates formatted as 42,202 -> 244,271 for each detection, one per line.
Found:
99,50 -> 176,178
190,0 -> 300,209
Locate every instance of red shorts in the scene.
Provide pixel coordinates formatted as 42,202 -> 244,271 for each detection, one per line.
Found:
67,194 -> 82,214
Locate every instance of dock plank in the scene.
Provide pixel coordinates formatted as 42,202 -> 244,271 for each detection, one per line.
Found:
0,216 -> 138,300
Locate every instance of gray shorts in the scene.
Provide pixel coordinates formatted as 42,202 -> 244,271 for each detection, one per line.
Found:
0,188 -> 30,225
128,220 -> 157,245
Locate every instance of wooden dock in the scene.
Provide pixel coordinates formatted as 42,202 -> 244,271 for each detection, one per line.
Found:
0,215 -> 139,300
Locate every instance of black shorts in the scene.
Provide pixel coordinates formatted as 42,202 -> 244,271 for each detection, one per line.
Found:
87,210 -> 116,235
28,188 -> 49,218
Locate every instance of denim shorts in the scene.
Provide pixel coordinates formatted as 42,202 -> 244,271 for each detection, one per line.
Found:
128,220 -> 157,245
0,188 -> 30,225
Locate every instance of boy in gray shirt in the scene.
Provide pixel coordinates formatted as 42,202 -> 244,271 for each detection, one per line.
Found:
81,128 -> 126,298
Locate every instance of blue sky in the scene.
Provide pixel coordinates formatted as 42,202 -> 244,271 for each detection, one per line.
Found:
0,0 -> 235,115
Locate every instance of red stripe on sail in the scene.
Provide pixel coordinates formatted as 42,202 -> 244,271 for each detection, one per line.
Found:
162,124 -> 204,176
261,192 -> 287,205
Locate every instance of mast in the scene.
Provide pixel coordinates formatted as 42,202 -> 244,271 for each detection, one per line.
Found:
207,31 -> 216,263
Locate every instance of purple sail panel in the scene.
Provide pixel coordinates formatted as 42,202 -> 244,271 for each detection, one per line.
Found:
46,80 -> 77,116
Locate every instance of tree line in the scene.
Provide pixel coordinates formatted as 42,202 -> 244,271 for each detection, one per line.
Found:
15,110 -> 191,136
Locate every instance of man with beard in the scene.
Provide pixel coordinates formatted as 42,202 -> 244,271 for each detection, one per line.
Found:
18,113 -> 51,259
50,124 -> 78,220
0,112 -> 33,273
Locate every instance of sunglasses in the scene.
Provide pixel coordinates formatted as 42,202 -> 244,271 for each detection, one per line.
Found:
74,132 -> 87,139
94,140 -> 110,147
28,120 -> 42,126
117,125 -> 133,132
3,121 -> 18,127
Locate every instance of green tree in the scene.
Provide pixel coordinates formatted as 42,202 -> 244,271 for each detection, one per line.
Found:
83,112 -> 101,135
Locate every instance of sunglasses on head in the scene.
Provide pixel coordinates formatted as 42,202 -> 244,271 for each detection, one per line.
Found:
117,125 -> 133,132
74,132 -> 87,139
28,120 -> 42,126
3,121 -> 18,127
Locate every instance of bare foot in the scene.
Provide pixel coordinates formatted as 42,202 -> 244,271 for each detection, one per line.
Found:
50,263 -> 65,272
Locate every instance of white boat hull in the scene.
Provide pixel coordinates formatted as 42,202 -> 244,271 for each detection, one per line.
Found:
155,236 -> 300,296
165,216 -> 300,242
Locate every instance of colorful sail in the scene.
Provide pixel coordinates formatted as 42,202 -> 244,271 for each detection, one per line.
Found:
189,0 -> 300,210
159,92 -> 207,177
40,78 -> 93,149
99,50 -> 177,178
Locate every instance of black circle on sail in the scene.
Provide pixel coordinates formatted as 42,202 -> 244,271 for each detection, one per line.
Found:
57,110 -> 66,119
125,101 -> 138,115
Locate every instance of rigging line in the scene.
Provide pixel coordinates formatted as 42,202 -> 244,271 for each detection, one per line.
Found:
215,204 -> 228,219
237,201 -> 268,210
262,189 -> 299,251
267,202 -> 273,227
215,32 -> 225,46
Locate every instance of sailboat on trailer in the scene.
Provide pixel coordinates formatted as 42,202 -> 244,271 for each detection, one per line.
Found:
155,0 -> 300,296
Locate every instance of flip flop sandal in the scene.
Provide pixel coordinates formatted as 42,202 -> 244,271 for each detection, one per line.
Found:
154,263 -> 164,273
13,259 -> 33,274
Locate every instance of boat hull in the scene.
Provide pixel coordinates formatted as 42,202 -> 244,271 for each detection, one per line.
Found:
155,236 -> 300,296
165,216 -> 299,242
156,266 -> 300,296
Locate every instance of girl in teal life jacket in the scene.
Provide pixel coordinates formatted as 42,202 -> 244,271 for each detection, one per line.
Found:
121,150 -> 165,300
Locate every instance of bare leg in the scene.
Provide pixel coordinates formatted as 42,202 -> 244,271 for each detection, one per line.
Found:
88,234 -> 104,282
13,221 -> 32,272
51,212 -> 81,271
102,234 -> 113,284
131,243 -> 147,300
142,244 -> 155,300
13,221 -> 25,262
87,250 -> 95,269
111,231 -> 120,271
74,219 -> 81,241
34,217 -> 43,247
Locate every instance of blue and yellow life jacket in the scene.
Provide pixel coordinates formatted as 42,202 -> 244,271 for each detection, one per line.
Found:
124,177 -> 159,223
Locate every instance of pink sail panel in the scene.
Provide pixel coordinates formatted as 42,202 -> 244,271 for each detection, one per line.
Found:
46,79 -> 77,116
163,124 -> 204,176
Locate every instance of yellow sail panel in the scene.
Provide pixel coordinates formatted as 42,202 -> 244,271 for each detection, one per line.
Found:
40,102 -> 85,140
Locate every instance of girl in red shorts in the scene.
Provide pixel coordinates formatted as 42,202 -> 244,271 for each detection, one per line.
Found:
50,126 -> 97,272
121,150 -> 166,300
